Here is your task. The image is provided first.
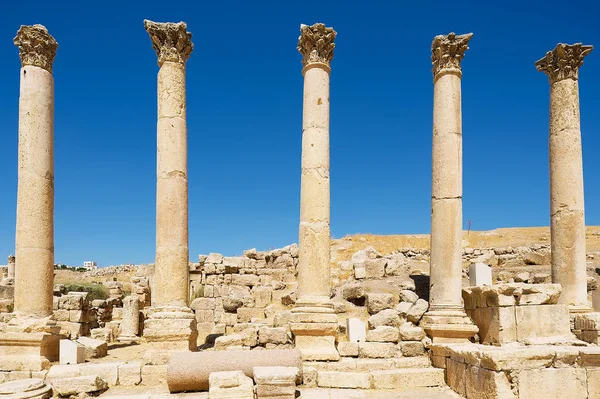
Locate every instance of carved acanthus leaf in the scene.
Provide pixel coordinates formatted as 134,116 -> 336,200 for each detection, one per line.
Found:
13,25 -> 58,73
431,32 -> 473,77
535,43 -> 593,83
297,23 -> 336,70
144,20 -> 193,66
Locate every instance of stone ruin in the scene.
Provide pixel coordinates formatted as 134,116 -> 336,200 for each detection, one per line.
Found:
0,19 -> 597,399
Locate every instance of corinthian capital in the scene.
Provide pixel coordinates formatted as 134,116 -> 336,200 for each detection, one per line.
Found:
536,43 -> 593,83
14,25 -> 58,73
431,32 -> 473,78
144,20 -> 193,67
297,23 -> 336,72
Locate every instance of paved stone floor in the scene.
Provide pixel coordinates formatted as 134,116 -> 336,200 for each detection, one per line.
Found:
99,387 -> 463,398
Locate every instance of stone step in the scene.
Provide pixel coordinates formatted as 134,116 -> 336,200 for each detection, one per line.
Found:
315,368 -> 446,390
305,356 -> 431,372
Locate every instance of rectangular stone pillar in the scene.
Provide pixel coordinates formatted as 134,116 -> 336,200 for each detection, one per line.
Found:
420,32 -> 478,343
536,43 -> 593,312
290,23 -> 339,361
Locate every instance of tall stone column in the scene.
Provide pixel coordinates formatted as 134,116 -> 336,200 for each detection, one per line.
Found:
0,25 -> 60,372
13,25 -> 57,319
420,33 -> 478,343
290,23 -> 339,361
118,295 -> 140,343
142,20 -> 197,352
536,43 -> 593,312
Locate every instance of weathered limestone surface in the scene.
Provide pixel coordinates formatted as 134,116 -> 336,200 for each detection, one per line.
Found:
118,295 -> 140,342
536,43 -> 593,311
13,25 -> 58,318
291,22 -> 340,362
0,378 -> 52,398
422,32 -> 477,343
142,20 -> 197,350
167,349 -> 302,392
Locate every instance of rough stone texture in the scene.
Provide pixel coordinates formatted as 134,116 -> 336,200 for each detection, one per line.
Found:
253,366 -> 298,399
465,366 -> 516,399
518,368 -> 587,399
368,309 -> 401,329
118,295 -> 140,342
13,25 -> 58,318
50,375 -> 108,396
317,371 -> 371,389
366,293 -> 396,315
536,42 -> 593,309
371,368 -> 445,390
209,370 -> 254,399
0,378 -> 52,399
167,349 -> 302,392
365,326 -> 399,343
76,336 -> 107,359
358,342 -> 398,359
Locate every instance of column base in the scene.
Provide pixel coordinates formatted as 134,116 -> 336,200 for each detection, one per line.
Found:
116,334 -> 140,344
142,306 -> 197,365
0,316 -> 60,371
568,304 -> 592,314
420,308 -> 479,344
290,296 -> 339,361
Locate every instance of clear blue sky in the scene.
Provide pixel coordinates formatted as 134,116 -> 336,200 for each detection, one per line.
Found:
0,0 -> 598,266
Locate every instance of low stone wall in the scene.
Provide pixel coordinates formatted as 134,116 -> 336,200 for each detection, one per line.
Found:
432,344 -> 600,399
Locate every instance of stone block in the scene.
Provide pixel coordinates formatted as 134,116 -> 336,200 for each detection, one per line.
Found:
196,309 -> 215,323
209,370 -> 254,399
398,322 -> 425,341
141,364 -> 168,386
364,259 -> 386,279
259,327 -> 289,345
469,262 -> 492,287
465,366 -> 516,399
342,284 -> 365,301
254,288 -> 272,308
371,368 -> 444,389
446,359 -> 466,397
214,334 -> 243,350
518,368 -> 587,399
346,318 -> 366,342
337,342 -> 359,357
366,326 -> 399,343
50,375 -> 108,396
317,371 -> 371,389
59,339 -> 85,365
79,362 -> 122,386
190,297 -> 215,310
232,274 -> 260,287
53,309 -> 70,322
588,368 -> 600,399
399,341 -> 424,357
118,362 -> 142,386
254,366 -> 297,398
469,306 -> 517,345
354,266 -> 366,279
368,309 -> 401,329
366,293 -> 396,314
406,299 -> 428,323
515,304 -> 571,341
593,291 -> 600,312
302,366 -> 317,387
76,336 -> 107,359
59,295 -> 83,310
358,342 -> 398,358
398,290 -> 419,304
237,307 -> 265,323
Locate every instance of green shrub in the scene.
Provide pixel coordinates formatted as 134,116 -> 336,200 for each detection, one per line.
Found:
62,282 -> 109,301
190,285 -> 204,301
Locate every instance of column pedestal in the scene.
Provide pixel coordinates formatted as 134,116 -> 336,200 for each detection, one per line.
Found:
0,317 -> 59,371
290,296 -> 339,361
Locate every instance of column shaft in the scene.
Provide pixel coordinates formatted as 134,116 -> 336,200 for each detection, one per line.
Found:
298,66 -> 331,302
549,78 -> 587,307
14,65 -> 54,317
430,72 -> 463,310
154,61 -> 189,308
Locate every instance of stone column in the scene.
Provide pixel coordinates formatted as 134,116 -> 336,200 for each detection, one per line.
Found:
290,23 -> 339,361
13,25 -> 58,318
0,25 -> 60,372
7,255 -> 15,280
142,20 -> 197,352
421,33 -> 478,343
536,43 -> 593,311
118,295 -> 140,343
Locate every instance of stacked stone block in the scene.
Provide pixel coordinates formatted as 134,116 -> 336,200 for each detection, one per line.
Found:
52,292 -> 94,339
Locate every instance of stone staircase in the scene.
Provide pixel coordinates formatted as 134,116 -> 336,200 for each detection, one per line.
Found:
303,356 -> 446,390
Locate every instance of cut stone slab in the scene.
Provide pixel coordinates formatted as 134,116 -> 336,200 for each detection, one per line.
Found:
366,326 -> 399,343
346,318 -> 366,343
0,378 -> 52,398
366,293 -> 396,314
371,368 -> 445,390
254,366 -> 298,399
469,262 -> 492,287
518,368 -> 587,399
59,339 -> 85,365
50,375 -> 108,396
209,370 -> 253,399
317,371 -> 371,389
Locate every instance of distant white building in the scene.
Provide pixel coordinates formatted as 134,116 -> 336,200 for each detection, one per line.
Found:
83,261 -> 98,271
